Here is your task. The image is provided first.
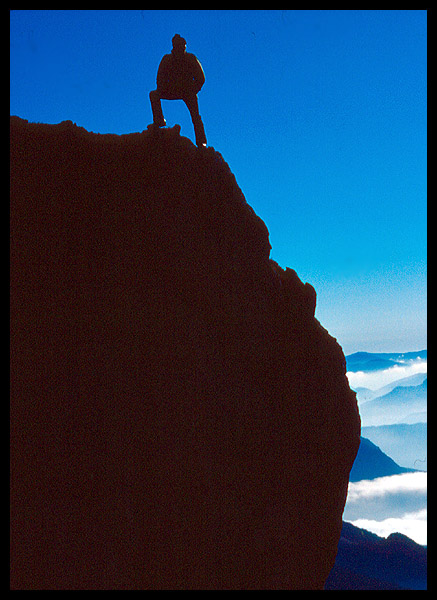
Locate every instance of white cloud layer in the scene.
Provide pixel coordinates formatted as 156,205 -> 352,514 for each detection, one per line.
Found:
343,472 -> 427,545
347,359 -> 427,391
346,472 -> 427,503
348,509 -> 427,546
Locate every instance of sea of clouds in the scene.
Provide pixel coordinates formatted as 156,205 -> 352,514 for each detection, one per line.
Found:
346,357 -> 427,391
349,510 -> 427,547
344,355 -> 427,546
343,472 -> 427,545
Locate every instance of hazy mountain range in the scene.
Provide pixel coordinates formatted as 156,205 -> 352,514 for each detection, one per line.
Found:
358,380 -> 427,427
354,371 -> 427,404
346,350 -> 427,373
345,351 -> 427,469
331,351 -> 428,588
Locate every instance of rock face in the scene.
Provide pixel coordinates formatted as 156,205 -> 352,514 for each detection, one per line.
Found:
10,117 -> 360,590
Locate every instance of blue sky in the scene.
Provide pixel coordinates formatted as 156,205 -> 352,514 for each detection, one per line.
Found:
10,10 -> 427,354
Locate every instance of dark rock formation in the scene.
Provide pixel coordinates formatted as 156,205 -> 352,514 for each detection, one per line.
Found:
10,117 -> 360,590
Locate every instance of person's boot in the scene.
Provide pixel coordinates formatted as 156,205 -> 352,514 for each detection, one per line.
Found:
147,120 -> 166,133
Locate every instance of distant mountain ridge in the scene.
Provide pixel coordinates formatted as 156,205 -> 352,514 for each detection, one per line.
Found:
346,350 -> 427,373
359,380 -> 427,427
355,372 -> 427,404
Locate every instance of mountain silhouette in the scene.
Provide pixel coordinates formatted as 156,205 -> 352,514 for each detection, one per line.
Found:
349,436 -> 415,482
362,423 -> 427,470
10,117 -> 360,590
325,522 -> 427,590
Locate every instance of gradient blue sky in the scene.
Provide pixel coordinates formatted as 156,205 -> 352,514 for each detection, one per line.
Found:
10,10 -> 427,354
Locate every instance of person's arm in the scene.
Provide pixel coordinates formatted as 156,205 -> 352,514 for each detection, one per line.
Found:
190,55 -> 205,94
156,55 -> 171,92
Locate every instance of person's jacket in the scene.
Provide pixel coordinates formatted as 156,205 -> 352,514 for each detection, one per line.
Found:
157,50 -> 205,97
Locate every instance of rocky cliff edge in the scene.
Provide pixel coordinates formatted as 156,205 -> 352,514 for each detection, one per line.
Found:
10,117 -> 360,589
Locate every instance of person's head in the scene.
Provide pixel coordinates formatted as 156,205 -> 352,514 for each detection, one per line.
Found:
172,34 -> 186,56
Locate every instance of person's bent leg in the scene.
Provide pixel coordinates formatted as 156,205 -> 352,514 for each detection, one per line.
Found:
149,90 -> 166,127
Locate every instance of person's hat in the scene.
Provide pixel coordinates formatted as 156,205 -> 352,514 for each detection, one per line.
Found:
172,34 -> 186,47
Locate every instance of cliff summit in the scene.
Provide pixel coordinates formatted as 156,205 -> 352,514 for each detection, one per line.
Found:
10,117 -> 360,589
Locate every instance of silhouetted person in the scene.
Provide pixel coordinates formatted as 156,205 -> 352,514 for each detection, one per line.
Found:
149,34 -> 207,147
